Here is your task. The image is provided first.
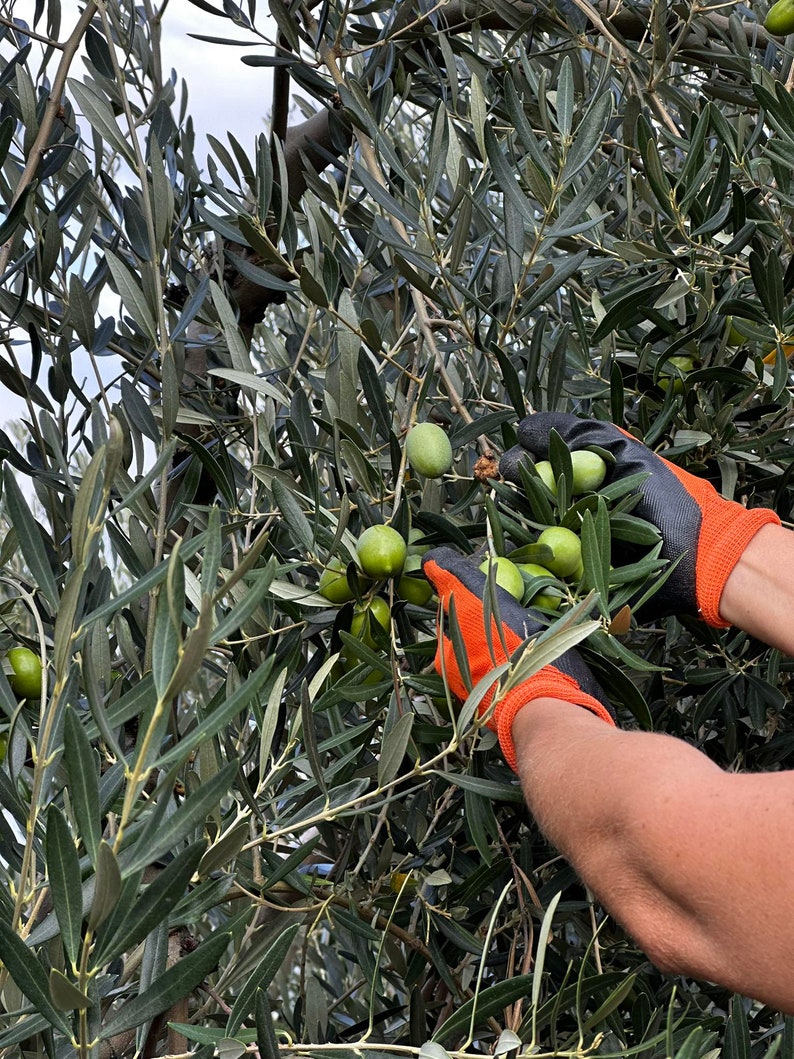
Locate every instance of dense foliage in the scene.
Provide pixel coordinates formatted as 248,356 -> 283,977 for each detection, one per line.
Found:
0,0 -> 793,1055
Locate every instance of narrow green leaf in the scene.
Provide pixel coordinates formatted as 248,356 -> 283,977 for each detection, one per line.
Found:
106,250 -> 157,340
49,968 -> 91,1010
100,931 -> 231,1039
68,274 -> 96,352
197,820 -> 248,877
125,761 -> 238,875
0,1014 -> 51,1048
484,121 -> 533,224
3,470 -> 58,609
255,988 -> 280,1059
724,996 -> 752,1059
431,771 -> 524,803
750,249 -> 784,330
71,444 -> 106,568
217,1039 -> 247,1059
421,1043 -> 453,1059
161,346 -> 180,438
226,923 -> 301,1037
495,1030 -> 523,1054
464,786 -> 498,865
87,840 -> 122,930
161,593 -> 213,703
149,134 -> 174,248
45,806 -> 83,968
523,251 -> 588,315
0,921 -> 71,1034
640,135 -> 674,218
69,79 -> 136,165
212,573 -> 276,652
95,842 -> 206,965
210,279 -> 252,372
556,56 -> 574,140
64,707 -> 100,864
357,348 -> 394,442
581,510 -> 608,617
581,971 -> 639,1034
261,835 -> 321,893
378,712 -> 414,787
155,663 -> 271,771
433,973 -> 535,1044
53,569 -> 84,677
562,94 -> 613,184
272,478 -> 314,552
0,185 -> 30,242
207,367 -> 288,406
609,513 -> 662,545
151,551 -> 183,700
517,462 -> 557,525
532,890 -> 562,1010
299,679 -> 328,796
445,595 -> 472,697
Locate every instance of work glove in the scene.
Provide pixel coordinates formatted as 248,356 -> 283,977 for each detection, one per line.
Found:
500,413 -> 780,628
422,547 -> 615,771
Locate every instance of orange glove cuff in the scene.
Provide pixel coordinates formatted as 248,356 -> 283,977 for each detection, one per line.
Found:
662,462 -> 781,627
485,667 -> 616,772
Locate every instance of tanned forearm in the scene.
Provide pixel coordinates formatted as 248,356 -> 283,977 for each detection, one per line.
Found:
512,698 -> 794,1013
720,523 -> 794,653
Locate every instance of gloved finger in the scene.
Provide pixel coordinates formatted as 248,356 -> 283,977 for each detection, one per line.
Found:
515,411 -> 606,455
423,547 -> 614,716
422,547 -> 541,700
499,444 -> 533,485
422,548 -> 549,640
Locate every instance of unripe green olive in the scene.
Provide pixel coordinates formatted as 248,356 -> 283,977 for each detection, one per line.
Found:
318,557 -> 357,603
397,555 -> 434,606
7,647 -> 43,699
356,525 -> 407,579
766,0 -> 794,34
405,423 -> 453,478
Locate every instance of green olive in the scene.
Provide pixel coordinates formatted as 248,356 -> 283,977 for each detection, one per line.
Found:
405,423 -> 454,478
356,525 -> 407,579
318,557 -> 358,603
766,0 -> 794,34
397,555 -> 434,606
7,647 -> 43,699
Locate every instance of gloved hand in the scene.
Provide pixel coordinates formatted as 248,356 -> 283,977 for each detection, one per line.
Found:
500,413 -> 781,627
422,547 -> 615,771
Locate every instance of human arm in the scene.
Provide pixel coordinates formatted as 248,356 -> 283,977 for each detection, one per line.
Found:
511,697 -> 794,1013
719,522 -> 794,653
423,419 -> 794,1009
422,544 -> 794,1011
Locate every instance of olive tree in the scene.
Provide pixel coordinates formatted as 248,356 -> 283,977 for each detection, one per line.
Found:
0,0 -> 792,1056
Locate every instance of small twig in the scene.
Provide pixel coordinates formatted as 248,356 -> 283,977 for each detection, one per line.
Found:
587,893 -> 604,975
0,13 -> 64,46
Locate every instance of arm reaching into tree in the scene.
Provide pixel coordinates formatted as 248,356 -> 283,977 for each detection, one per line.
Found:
718,521 -> 794,650
423,418 -> 794,1011
511,697 -> 794,1014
